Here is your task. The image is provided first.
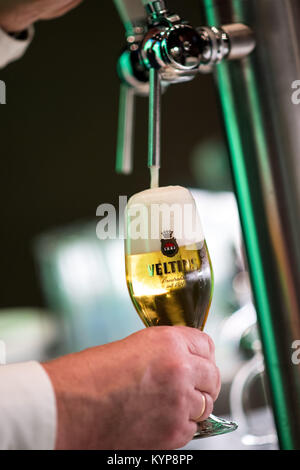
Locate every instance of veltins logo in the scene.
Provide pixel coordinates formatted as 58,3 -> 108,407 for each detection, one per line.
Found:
161,230 -> 179,258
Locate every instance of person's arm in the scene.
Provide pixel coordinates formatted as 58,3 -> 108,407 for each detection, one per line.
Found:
0,327 -> 220,450
0,0 -> 84,68
43,326 -> 220,450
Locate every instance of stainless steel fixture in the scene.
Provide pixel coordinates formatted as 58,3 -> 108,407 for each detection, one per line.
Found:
114,0 -> 255,177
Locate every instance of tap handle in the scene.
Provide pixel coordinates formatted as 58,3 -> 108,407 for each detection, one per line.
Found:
116,83 -> 136,175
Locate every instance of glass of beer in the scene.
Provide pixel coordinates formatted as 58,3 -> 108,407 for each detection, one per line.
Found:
125,185 -> 237,439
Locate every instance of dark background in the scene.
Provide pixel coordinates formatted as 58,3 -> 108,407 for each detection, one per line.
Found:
0,0 -> 225,309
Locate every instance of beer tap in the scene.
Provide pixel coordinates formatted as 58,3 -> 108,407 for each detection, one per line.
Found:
114,0 -> 255,180
114,0 -> 148,175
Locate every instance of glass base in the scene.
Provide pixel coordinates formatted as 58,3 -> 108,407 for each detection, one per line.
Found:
193,414 -> 238,439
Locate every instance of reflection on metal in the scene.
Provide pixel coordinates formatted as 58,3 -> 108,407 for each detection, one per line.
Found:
0,80 -> 6,105
203,0 -> 300,449
116,84 -> 135,174
148,68 -> 161,175
230,352 -> 278,447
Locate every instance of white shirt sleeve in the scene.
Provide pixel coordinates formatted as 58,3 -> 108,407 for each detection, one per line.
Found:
0,361 -> 56,450
0,26 -> 34,69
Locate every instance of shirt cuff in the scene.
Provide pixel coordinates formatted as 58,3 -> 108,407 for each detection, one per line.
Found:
0,25 -> 34,69
0,361 -> 56,450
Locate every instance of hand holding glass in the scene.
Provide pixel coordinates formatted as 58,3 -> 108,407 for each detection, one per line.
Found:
125,186 -> 237,439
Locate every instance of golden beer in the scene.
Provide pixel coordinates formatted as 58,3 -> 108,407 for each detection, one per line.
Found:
126,241 -> 213,329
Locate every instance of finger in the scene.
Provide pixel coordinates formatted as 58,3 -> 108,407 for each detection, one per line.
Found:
177,421 -> 198,448
192,357 -> 221,401
173,326 -> 215,360
197,392 -> 214,422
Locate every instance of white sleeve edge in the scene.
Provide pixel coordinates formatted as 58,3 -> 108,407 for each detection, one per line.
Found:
0,361 -> 56,450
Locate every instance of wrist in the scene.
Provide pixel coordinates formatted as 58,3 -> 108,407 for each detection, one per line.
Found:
42,352 -> 96,450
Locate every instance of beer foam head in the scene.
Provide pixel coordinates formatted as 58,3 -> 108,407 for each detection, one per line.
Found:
125,186 -> 204,255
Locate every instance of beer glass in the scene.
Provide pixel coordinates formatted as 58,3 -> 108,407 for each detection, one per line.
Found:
125,185 -> 237,439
